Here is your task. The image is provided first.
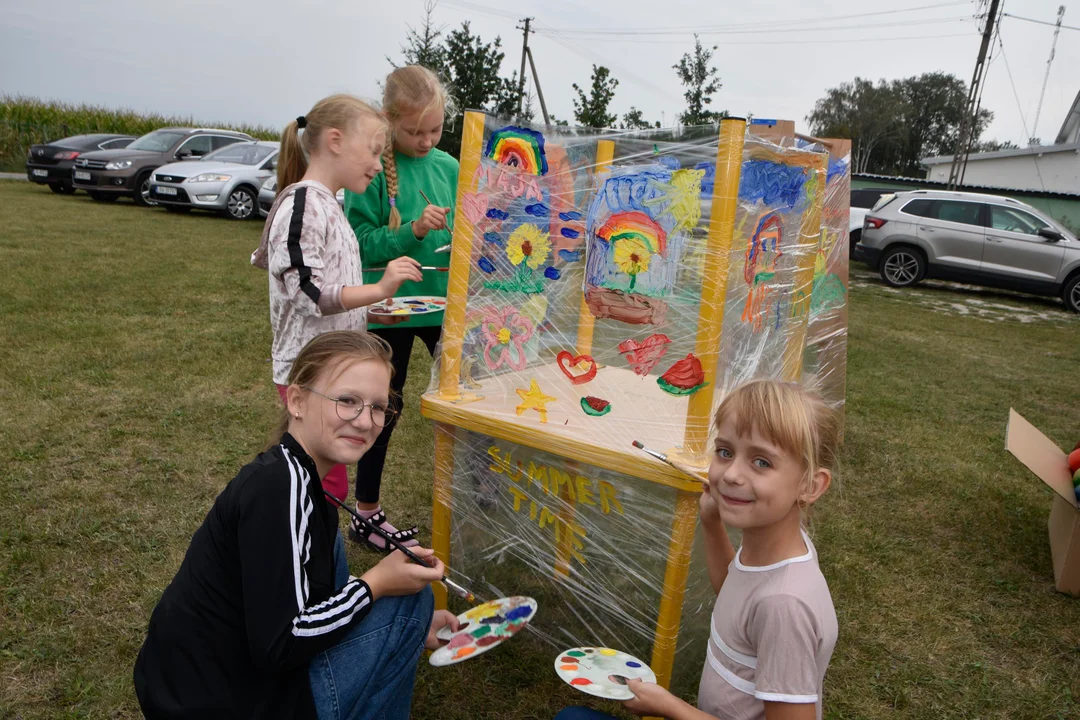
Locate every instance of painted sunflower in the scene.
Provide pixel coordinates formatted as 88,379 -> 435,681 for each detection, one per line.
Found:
613,236 -> 653,277
505,223 -> 551,270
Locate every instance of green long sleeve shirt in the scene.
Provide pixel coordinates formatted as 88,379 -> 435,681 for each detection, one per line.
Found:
344,148 -> 459,328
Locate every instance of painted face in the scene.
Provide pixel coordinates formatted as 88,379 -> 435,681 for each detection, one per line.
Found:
295,357 -> 391,471
394,107 -> 444,158
706,415 -> 805,530
340,116 -> 386,195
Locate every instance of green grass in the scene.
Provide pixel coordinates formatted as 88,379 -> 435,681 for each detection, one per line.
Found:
2,178 -> 1080,719
1,95 -> 280,171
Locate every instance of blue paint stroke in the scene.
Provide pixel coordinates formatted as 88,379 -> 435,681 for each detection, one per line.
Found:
658,155 -> 681,170
486,208 -> 509,221
560,227 -> 580,239
478,257 -> 496,274
826,157 -> 849,183
524,202 -> 549,217
483,232 -> 504,247
559,211 -> 584,222
694,161 -> 716,195
505,606 -> 533,621
544,266 -> 561,280
739,160 -> 808,209
558,249 -> 581,262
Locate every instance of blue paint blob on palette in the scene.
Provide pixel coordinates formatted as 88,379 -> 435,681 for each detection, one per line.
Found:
369,296 -> 447,316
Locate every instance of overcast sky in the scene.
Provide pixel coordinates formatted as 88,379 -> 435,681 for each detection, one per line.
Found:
2,0 -> 1077,149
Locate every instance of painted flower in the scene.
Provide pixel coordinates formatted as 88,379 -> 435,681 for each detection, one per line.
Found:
506,223 -> 551,270
613,236 -> 653,277
481,305 -> 534,371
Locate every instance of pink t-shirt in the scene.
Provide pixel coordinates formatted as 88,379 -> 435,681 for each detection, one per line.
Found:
697,531 -> 837,720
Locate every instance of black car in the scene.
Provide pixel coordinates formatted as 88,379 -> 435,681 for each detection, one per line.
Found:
26,134 -> 136,194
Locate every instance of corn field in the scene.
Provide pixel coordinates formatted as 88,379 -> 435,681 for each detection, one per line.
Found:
0,95 -> 279,171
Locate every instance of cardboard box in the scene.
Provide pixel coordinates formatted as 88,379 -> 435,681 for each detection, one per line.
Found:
1005,408 -> 1080,596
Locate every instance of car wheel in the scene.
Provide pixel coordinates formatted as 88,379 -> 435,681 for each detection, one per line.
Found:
224,186 -> 257,220
1064,275 -> 1080,314
48,183 -> 65,194
849,229 -> 861,258
89,192 -> 117,203
164,205 -> 191,214
879,246 -> 925,288
134,171 -> 157,207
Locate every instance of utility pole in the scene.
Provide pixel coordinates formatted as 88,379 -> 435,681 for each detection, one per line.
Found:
526,47 -> 551,126
947,0 -> 1002,189
1031,5 -> 1066,144
516,17 -> 532,118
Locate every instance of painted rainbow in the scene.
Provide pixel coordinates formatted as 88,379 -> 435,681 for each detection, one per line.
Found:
596,211 -> 667,256
485,126 -> 548,175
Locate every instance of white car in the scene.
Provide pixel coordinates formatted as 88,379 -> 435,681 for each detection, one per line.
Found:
150,141 -> 279,220
849,188 -> 896,257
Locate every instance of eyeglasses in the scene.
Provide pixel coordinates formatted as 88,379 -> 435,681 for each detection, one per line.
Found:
302,387 -> 397,428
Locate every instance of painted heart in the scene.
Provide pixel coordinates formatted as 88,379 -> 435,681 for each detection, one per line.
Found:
461,192 -> 489,224
556,351 -> 597,385
617,333 -> 672,376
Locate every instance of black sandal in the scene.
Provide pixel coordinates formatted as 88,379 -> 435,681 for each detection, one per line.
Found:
347,509 -> 419,553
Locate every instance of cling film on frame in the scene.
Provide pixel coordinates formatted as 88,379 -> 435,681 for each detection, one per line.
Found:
419,112 -> 846,690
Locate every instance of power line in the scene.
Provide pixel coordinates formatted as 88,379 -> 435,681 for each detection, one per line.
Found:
1003,12 -> 1080,31
535,16 -> 974,38
539,0 -> 976,34
996,34 -> 1032,142
532,32 -> 977,47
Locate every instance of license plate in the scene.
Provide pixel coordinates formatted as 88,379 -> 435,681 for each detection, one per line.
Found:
74,171 -> 91,181
155,186 -> 177,196
32,169 -> 48,177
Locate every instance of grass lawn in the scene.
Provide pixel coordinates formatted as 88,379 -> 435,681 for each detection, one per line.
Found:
2,179 -> 1080,719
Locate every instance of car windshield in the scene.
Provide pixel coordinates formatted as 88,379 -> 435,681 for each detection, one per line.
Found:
203,144 -> 276,165
128,131 -> 186,152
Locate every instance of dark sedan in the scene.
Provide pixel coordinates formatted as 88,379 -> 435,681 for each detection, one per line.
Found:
26,134 -> 135,193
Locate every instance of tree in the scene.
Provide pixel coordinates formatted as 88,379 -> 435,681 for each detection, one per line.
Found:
974,138 -> 1019,153
808,73 -> 995,175
620,107 -> 659,130
674,35 -> 724,126
572,65 -> 619,128
388,0 -> 447,77
493,72 -> 532,121
443,22 -> 505,113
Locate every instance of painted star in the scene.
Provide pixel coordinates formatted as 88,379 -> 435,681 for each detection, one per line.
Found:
515,379 -> 557,423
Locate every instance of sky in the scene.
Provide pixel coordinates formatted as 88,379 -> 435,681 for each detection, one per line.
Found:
2,0 -> 1078,149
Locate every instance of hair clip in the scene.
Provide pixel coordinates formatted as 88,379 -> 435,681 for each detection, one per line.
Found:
296,116 -> 308,129
388,197 -> 396,207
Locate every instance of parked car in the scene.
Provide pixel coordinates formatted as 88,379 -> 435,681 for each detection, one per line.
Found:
72,128 -> 253,206
848,187 -> 896,257
25,134 -> 135,194
150,141 -> 279,220
257,175 -> 346,219
856,189 -> 1080,312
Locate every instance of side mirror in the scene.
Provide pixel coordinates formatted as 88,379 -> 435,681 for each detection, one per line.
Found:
1038,227 -> 1064,242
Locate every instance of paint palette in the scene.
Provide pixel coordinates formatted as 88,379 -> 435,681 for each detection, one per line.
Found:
554,647 -> 657,700
368,295 -> 447,316
429,596 -> 538,667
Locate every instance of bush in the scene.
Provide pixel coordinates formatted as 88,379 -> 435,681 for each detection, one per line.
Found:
0,95 -> 279,171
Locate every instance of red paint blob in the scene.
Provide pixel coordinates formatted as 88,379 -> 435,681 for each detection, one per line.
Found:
475,636 -> 502,647
560,657 -> 580,664
570,678 -> 592,686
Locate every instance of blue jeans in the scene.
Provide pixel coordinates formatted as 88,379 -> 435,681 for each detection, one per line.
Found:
310,536 -> 434,720
332,531 -> 350,590
554,710 -> 618,720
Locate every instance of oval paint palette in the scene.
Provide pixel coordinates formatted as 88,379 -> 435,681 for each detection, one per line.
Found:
368,295 -> 447,316
554,646 -> 657,700
429,596 -> 538,667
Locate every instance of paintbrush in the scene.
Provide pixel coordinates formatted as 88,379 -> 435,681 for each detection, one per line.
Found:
631,441 -> 709,483
362,265 -> 449,273
433,243 -> 452,253
418,189 -> 454,233
323,490 -> 476,603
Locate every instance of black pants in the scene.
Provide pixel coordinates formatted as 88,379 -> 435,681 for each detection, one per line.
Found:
355,326 -> 441,504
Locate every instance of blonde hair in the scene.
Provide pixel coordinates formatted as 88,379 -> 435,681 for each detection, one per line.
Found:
278,94 -> 387,189
382,65 -> 452,229
713,380 -> 840,503
269,331 -> 395,448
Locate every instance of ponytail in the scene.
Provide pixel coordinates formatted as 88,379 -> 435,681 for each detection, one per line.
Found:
383,145 -> 402,230
278,119 -> 307,190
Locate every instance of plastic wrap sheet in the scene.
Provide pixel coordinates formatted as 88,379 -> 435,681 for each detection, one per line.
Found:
420,113 -> 843,685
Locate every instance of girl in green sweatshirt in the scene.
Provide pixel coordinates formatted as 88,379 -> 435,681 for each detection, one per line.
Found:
344,65 -> 458,550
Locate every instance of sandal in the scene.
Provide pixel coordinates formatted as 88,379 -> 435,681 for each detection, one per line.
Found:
348,508 -> 420,553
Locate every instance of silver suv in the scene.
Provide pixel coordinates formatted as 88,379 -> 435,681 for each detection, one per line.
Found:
856,190 -> 1080,313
